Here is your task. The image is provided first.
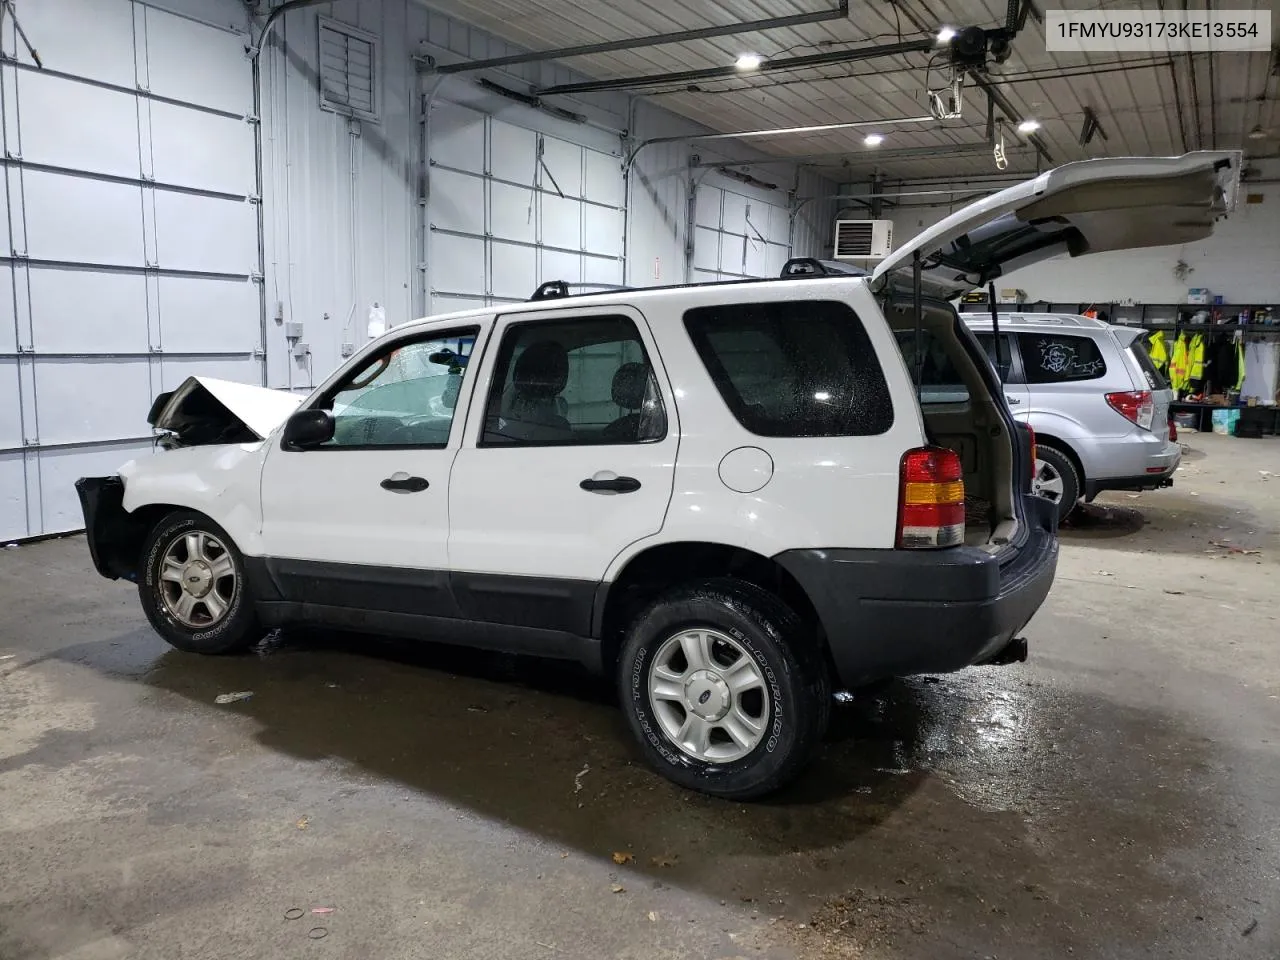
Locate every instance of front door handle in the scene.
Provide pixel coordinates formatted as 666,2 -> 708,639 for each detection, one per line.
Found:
580,476 -> 641,494
381,474 -> 430,493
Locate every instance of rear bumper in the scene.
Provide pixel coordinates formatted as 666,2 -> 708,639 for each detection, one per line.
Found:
75,476 -> 142,581
1074,432 -> 1181,483
1085,462 -> 1177,498
775,495 -> 1058,687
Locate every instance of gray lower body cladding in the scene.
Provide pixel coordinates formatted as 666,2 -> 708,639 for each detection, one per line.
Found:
774,495 -> 1059,687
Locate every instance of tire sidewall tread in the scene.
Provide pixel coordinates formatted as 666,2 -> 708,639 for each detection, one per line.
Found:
138,510 -> 258,655
618,577 -> 829,800
1037,444 -> 1081,522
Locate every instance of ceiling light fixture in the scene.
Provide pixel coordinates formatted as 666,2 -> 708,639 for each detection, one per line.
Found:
734,52 -> 764,71
1017,119 -> 1041,134
864,133 -> 885,146
937,26 -> 957,44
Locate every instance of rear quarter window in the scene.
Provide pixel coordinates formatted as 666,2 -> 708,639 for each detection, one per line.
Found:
683,300 -> 893,437
1128,335 -> 1170,390
1018,333 -> 1108,384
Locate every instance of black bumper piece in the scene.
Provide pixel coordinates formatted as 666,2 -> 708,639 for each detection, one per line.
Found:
75,476 -> 144,581
775,495 -> 1059,687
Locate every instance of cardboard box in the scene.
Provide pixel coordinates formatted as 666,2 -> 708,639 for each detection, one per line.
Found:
998,288 -> 1027,303
1187,287 -> 1211,304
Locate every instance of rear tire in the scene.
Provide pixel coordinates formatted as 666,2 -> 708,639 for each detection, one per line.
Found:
617,577 -> 830,800
1033,444 -> 1081,523
138,510 -> 259,655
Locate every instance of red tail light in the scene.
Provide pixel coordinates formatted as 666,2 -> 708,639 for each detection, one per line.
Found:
1027,426 -> 1037,482
1168,418 -> 1178,441
897,447 -> 965,549
1105,390 -> 1154,430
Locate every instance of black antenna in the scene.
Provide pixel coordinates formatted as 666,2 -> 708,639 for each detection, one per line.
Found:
988,281 -> 1004,376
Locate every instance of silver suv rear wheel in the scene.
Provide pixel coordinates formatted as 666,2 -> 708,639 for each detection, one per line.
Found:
1032,445 -> 1081,522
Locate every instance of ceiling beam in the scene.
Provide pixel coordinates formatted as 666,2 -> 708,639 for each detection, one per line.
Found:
534,36 -> 937,97
431,2 -> 850,75
968,72 -> 1055,166
691,142 -> 1030,168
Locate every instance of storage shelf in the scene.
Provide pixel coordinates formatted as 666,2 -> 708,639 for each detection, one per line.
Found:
959,299 -> 1280,335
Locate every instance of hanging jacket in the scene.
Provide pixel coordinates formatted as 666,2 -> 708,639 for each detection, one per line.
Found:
1169,332 -> 1190,391
1188,332 -> 1207,383
1147,331 -> 1168,372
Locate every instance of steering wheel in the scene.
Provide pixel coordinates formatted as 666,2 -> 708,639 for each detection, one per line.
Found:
347,354 -> 391,390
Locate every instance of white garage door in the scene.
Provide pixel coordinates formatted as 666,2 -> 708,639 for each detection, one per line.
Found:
423,98 -> 625,315
692,183 -> 792,283
1,0 -> 260,541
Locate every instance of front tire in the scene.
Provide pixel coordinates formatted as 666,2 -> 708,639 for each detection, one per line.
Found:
617,578 -> 830,800
138,510 -> 259,654
1033,444 -> 1081,523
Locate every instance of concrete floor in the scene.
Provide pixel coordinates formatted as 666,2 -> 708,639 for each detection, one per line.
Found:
1,433 -> 1278,960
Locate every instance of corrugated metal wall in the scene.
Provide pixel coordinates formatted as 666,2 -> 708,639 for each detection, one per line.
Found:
626,100 -> 835,287
1,0 -> 838,541
1,0 -> 260,542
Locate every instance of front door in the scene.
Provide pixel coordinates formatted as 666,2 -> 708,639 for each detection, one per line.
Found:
257,323 -> 486,616
447,305 -> 678,636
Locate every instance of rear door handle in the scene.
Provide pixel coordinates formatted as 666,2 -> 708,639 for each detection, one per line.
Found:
580,476 -> 641,494
381,474 -> 430,493
1006,396 -> 1021,405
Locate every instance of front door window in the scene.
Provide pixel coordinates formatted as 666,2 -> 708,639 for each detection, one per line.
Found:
321,333 -> 477,447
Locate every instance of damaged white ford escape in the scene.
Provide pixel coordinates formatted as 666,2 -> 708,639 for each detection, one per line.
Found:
77,153 -> 1235,798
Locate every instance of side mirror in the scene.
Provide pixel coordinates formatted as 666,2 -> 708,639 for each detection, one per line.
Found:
282,409 -> 335,449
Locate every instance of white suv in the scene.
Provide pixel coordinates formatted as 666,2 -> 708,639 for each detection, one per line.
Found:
76,153 -> 1233,798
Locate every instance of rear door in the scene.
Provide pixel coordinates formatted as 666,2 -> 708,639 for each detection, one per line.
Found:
446,305 -> 677,636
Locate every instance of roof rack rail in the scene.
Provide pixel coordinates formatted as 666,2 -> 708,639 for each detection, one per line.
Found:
530,280 -> 632,301
779,257 -> 869,278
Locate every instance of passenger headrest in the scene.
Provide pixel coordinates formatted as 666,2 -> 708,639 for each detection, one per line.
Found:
611,362 -> 648,410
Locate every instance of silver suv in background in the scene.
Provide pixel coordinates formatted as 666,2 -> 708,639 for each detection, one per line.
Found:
963,313 -> 1179,521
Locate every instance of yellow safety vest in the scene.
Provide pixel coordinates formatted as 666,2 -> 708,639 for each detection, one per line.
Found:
1169,333 -> 1190,391
1147,331 -> 1168,372
1188,332 -> 1207,382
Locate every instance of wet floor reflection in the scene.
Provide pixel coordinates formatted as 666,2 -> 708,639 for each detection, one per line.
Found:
36,622 -> 1249,957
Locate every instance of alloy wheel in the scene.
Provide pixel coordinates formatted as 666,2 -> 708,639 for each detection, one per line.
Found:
158,530 -> 237,628
648,627 -> 770,763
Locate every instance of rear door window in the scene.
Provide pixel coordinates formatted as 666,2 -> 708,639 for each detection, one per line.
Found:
973,333 -> 1017,382
683,300 -> 892,437
1017,333 -> 1108,383
480,315 -> 667,447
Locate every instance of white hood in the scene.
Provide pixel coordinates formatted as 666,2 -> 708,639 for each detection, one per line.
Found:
149,376 -> 303,445
872,152 -> 1240,299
